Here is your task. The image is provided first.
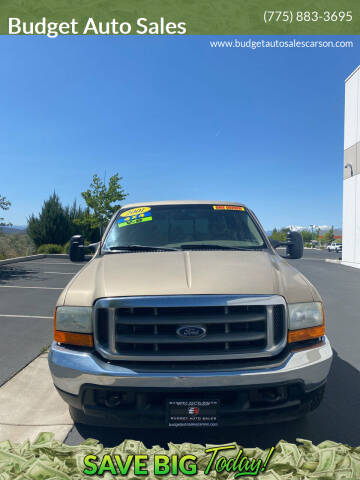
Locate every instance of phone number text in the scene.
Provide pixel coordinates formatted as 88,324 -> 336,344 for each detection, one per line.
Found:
264,11 -> 352,24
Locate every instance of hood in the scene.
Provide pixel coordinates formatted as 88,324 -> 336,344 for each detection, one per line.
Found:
58,250 -> 318,306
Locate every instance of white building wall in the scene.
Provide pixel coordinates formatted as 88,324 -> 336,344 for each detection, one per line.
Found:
344,73 -> 358,150
343,66 -> 360,268
342,176 -> 356,263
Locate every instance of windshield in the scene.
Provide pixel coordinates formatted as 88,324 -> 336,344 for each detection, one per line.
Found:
102,204 -> 266,252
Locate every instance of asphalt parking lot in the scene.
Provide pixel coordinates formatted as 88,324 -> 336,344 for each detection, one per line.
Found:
0,258 -> 83,386
1,249 -> 359,449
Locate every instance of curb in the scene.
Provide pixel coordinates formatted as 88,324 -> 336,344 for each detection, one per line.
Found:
341,261 -> 360,269
325,258 -> 342,264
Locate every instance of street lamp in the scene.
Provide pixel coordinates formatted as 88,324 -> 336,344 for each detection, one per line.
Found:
345,163 -> 354,177
309,225 -> 318,248
309,225 -> 314,244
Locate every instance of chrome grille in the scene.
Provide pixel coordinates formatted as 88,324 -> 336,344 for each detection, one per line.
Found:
93,295 -> 287,362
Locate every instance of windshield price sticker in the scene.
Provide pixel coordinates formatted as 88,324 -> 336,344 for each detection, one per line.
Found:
213,205 -> 245,211
118,208 -> 152,228
120,207 -> 151,217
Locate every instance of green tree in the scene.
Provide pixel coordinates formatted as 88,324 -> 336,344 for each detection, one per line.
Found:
77,173 -> 128,235
269,227 -> 289,242
301,230 -> 312,243
64,200 -> 98,242
270,228 -> 280,241
0,194 -> 11,227
27,193 -> 71,247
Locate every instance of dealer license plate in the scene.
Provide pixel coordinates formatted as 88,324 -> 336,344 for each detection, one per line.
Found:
167,399 -> 219,427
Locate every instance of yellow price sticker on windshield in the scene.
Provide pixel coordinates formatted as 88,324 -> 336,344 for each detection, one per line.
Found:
120,207 -> 151,217
118,208 -> 152,228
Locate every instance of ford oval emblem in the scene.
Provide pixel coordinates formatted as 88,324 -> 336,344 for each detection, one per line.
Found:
176,325 -> 207,339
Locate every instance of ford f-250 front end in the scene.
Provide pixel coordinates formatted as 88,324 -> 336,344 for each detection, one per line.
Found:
48,201 -> 333,427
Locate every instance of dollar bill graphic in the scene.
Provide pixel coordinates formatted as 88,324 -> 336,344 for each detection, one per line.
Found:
0,433 -> 359,479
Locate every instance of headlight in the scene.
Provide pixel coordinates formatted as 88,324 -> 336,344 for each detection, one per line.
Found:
288,302 -> 324,330
55,306 -> 93,333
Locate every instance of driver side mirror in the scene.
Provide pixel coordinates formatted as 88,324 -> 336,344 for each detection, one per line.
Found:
69,235 -> 99,262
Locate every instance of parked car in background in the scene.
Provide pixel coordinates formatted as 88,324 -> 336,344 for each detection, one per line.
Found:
328,242 -> 342,253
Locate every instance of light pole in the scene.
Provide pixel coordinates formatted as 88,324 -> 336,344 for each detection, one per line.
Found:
345,163 -> 353,177
309,225 -> 314,247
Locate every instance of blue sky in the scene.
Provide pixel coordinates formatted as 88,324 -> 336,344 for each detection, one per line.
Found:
1,35 -> 358,230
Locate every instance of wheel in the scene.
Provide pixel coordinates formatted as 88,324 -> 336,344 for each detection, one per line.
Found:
328,248 -> 330,252
298,385 -> 326,417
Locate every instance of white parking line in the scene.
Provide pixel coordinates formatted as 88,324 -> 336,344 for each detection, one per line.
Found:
35,262 -> 83,266
302,258 -> 329,261
44,271 -> 75,275
0,314 -> 52,319
0,286 -> 63,290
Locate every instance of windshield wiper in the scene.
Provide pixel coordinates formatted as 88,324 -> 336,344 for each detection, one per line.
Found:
180,244 -> 264,251
107,245 -> 179,252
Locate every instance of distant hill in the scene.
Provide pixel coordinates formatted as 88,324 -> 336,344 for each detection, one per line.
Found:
0,225 -> 27,235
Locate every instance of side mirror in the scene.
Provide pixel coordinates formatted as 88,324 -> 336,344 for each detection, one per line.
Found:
286,231 -> 304,259
87,242 -> 100,252
69,235 -> 85,262
69,237 -> 100,262
270,239 -> 281,249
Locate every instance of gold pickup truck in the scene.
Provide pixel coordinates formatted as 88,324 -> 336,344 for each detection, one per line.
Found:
48,201 -> 332,428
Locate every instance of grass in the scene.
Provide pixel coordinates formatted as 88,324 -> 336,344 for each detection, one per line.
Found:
40,344 -> 51,354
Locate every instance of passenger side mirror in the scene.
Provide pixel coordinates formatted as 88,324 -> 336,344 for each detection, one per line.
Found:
269,232 -> 304,259
286,231 -> 304,259
270,239 -> 281,249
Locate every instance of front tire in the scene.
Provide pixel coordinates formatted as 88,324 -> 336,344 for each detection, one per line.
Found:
298,385 -> 326,417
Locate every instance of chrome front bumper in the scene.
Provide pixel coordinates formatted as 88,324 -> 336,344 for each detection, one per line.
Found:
48,337 -> 333,396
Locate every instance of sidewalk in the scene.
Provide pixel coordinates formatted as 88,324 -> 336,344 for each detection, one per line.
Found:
0,352 -> 73,442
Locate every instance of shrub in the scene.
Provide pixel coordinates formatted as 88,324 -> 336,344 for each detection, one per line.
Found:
0,232 -> 35,259
37,244 -> 63,254
63,241 -> 70,254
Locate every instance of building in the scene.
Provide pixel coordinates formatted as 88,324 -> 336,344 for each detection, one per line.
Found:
343,66 -> 360,268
